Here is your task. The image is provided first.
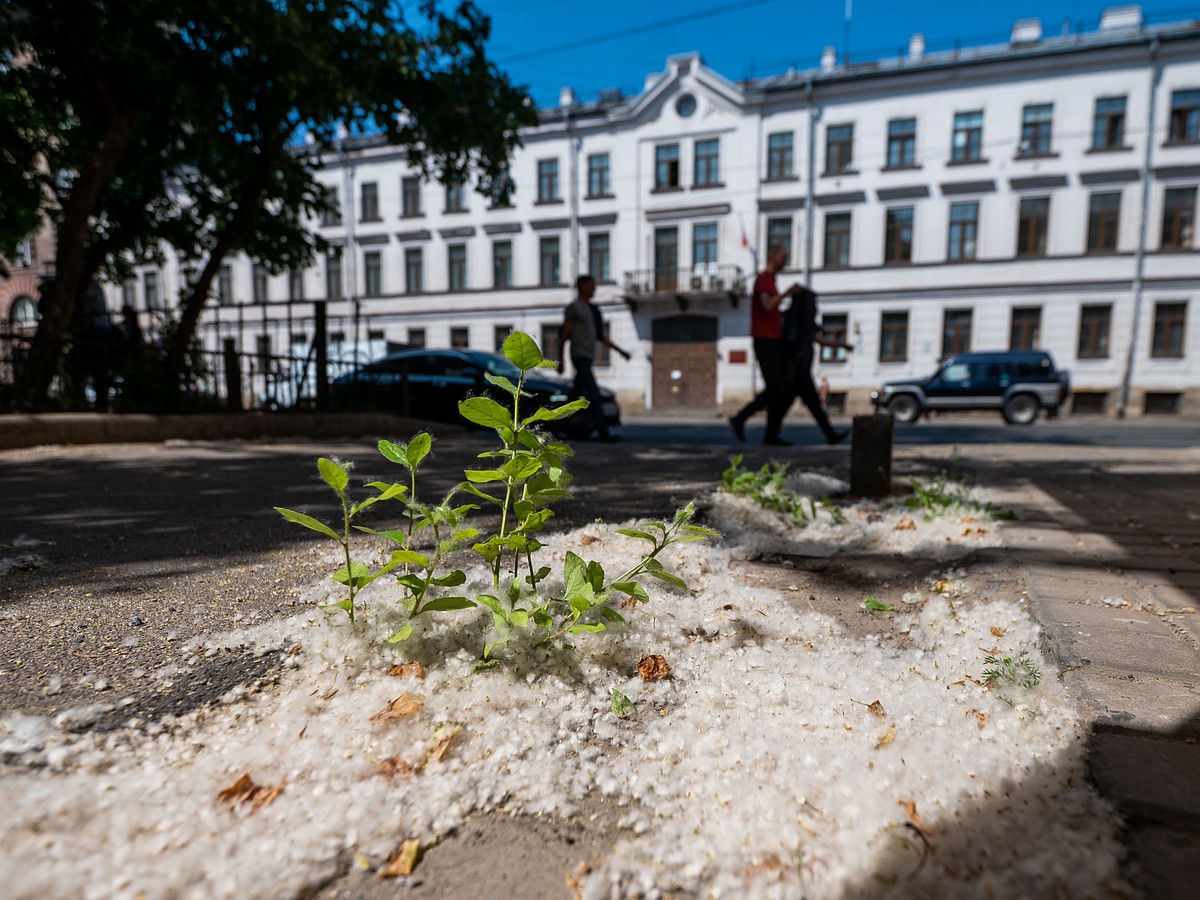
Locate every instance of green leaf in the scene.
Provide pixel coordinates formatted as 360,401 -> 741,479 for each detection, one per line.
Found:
417,596 -> 476,613
612,581 -> 650,603
682,524 -> 722,539
365,482 -> 408,500
643,561 -> 688,589
597,606 -> 626,625
319,598 -> 353,614
483,372 -> 520,397
429,570 -> 467,587
527,565 -> 551,586
405,432 -> 432,469
476,594 -> 503,614
569,595 -> 592,617
464,468 -> 505,483
275,507 -> 342,542
388,548 -> 430,567
615,528 -> 656,544
459,482 -> 503,505
523,398 -> 589,424
500,456 -> 542,480
509,609 -> 530,628
568,623 -> 606,634
317,457 -> 349,493
864,598 -> 895,611
377,439 -> 408,465
459,396 -> 514,430
333,561 -> 372,586
586,559 -> 605,591
386,624 -> 414,644
473,659 -> 501,672
610,688 -> 635,719
502,331 -> 544,372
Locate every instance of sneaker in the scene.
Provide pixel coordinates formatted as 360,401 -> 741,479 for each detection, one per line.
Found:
827,429 -> 850,445
728,416 -> 745,442
762,436 -> 793,447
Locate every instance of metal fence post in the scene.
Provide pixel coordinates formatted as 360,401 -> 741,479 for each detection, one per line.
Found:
222,338 -> 242,412
314,301 -> 329,412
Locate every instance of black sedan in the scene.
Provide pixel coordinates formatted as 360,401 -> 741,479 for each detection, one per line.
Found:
330,347 -> 621,436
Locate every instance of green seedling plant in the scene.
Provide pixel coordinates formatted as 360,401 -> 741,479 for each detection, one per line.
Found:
276,331 -> 718,660
982,649 -> 1042,705
721,455 -> 847,528
905,472 -> 1014,521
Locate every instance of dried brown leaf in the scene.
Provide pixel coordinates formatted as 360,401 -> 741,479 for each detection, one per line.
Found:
620,595 -> 639,609
895,516 -> 917,531
961,526 -> 989,537
898,799 -> 924,830
287,643 -> 302,656
989,626 -> 1006,638
370,692 -> 423,722
875,723 -> 896,749
217,772 -> 284,813
372,756 -> 418,779
968,708 -> 988,728
637,655 -> 671,681
579,534 -> 599,545
389,661 -> 426,680
379,839 -> 421,878
867,700 -> 886,718
429,722 -> 465,762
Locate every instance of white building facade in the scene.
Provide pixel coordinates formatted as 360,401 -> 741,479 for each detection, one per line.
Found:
114,6 -> 1200,417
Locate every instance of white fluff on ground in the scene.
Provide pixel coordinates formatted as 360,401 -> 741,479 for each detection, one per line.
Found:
0,490 -> 1128,900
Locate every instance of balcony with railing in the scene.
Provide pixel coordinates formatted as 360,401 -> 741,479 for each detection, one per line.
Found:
622,263 -> 746,311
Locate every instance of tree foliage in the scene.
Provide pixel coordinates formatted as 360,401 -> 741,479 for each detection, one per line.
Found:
0,0 -> 536,407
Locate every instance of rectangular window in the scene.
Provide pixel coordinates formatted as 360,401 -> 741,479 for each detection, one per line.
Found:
540,324 -> 562,365
1078,304 -> 1112,359
1168,89 -> 1200,144
447,244 -> 467,292
587,153 -> 611,198
489,165 -> 512,208
494,324 -> 512,352
826,124 -> 854,174
1087,192 -> 1122,253
408,327 -> 425,348
1020,104 -> 1054,156
1017,196 -> 1050,257
1161,186 -> 1196,249
694,138 -> 720,187
326,250 -> 343,299
360,182 -> 380,222
823,212 -> 851,268
450,327 -> 469,348
537,159 -> 559,203
884,207 -> 914,264
819,313 -> 848,363
445,183 -> 466,213
252,264 -> 268,303
947,201 -> 979,261
1092,96 -> 1127,150
693,222 -> 718,266
766,217 -> 792,260
886,118 -> 917,168
654,226 -> 679,292
539,236 -> 560,286
951,111 -> 984,163
655,143 -> 680,190
1010,306 -> 1042,350
492,240 -> 513,289
404,247 -> 423,294
587,231 -> 611,282
288,268 -> 304,301
880,311 -> 909,362
320,187 -> 341,226
143,270 -> 161,310
767,132 -> 794,180
363,250 -> 382,296
401,176 -> 422,217
217,266 -> 233,306
1151,301 -> 1187,358
942,309 -> 973,358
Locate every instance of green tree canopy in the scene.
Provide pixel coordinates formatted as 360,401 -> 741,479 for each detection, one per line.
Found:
0,0 -> 535,407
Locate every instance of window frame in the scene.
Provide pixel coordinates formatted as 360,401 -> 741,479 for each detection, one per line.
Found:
359,181 -> 380,222
1020,104 -> 1054,157
492,240 -> 513,289
587,231 -> 611,282
879,311 -> 909,363
1151,301 -> 1187,358
941,308 -> 973,358
326,250 -> 343,300
539,236 -> 561,286
401,176 -> 422,218
654,143 -> 681,191
825,124 -> 855,175
947,201 -> 979,261
363,250 -> 383,297
1010,306 -> 1042,350
885,118 -> 917,169
951,111 -> 984,163
1091,96 -> 1127,151
1087,191 -> 1122,254
1161,186 -> 1197,249
1168,89 -> 1200,144
447,243 -> 468,292
587,152 -> 611,198
1017,196 -> 1050,257
537,158 -> 560,203
884,206 -> 914,264
766,217 -> 792,262
766,131 -> 794,180
823,211 -> 851,269
404,247 -> 423,295
1077,303 -> 1112,359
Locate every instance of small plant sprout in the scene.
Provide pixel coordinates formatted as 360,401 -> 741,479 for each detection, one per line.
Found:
982,649 -> 1043,705
863,598 -> 895,612
905,472 -> 1014,521
721,455 -> 847,527
276,330 -> 718,661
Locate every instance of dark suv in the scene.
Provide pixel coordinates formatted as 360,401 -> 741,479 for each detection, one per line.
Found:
871,350 -> 1069,424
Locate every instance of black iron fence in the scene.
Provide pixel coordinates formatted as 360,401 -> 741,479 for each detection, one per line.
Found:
623,263 -> 746,296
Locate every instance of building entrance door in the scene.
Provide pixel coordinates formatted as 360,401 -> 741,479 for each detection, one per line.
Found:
651,315 -> 718,409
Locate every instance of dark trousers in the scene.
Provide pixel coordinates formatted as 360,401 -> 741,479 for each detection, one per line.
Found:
734,338 -> 790,439
787,350 -> 837,440
569,355 -> 610,437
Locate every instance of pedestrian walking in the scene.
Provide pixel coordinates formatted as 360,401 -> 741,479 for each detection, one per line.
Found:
780,287 -> 853,445
728,245 -> 800,446
558,274 -> 630,442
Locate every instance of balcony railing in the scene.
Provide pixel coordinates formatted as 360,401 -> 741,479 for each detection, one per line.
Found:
623,263 -> 746,297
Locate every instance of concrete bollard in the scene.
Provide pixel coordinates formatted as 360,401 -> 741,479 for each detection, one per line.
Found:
850,413 -> 894,497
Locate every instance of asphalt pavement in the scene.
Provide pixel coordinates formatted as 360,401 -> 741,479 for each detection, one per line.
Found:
1,412 -> 1198,897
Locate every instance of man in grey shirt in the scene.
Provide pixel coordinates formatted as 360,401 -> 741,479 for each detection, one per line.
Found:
557,274 -> 630,441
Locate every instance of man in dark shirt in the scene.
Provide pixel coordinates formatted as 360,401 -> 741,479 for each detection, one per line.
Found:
781,287 -> 852,445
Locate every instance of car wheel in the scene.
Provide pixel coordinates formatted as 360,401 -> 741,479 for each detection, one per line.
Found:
887,394 -> 921,424
1003,393 -> 1039,425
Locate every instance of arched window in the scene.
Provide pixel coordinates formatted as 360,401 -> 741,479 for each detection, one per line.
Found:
10,294 -> 38,326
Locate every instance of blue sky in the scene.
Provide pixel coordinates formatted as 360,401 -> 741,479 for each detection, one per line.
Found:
481,0 -> 1200,107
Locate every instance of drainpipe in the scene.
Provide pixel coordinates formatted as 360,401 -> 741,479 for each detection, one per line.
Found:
1117,37 -> 1161,417
567,108 -> 581,283
804,77 -> 818,287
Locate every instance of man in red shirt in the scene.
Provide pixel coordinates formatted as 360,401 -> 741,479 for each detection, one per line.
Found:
729,246 -> 801,446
